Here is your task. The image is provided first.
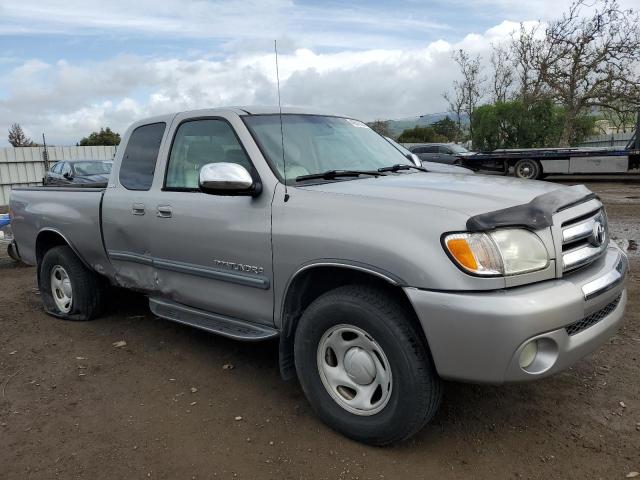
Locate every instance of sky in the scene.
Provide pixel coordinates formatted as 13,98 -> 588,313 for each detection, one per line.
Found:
0,0 -> 633,146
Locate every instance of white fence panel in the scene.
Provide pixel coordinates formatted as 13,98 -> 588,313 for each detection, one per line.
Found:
579,132 -> 633,148
0,145 -> 117,206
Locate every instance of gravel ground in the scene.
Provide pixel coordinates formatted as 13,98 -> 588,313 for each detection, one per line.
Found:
1,180 -> 639,480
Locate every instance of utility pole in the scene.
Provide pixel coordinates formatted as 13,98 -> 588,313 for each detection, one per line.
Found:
42,133 -> 50,171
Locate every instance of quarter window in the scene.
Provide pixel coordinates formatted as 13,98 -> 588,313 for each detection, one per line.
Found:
165,119 -> 252,190
119,122 -> 166,191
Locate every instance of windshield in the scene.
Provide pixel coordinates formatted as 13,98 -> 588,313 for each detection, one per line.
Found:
385,136 -> 412,156
448,144 -> 469,154
243,115 -> 412,182
73,161 -> 112,176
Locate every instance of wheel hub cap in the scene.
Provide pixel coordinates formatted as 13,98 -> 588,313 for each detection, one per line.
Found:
343,347 -> 376,385
317,324 -> 393,416
51,265 -> 73,314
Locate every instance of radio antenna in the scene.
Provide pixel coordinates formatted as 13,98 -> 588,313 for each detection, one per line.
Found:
274,40 -> 289,202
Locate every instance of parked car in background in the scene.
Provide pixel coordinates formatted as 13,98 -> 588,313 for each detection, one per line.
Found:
385,137 -> 473,174
409,143 -> 474,165
44,160 -> 113,186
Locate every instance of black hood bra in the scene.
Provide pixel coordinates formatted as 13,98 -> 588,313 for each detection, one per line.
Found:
466,184 -> 596,231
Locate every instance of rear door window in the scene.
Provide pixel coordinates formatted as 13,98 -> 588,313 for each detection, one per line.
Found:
119,122 -> 166,191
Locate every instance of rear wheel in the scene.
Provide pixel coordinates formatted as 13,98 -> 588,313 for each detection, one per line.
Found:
514,158 -> 543,180
294,285 -> 442,445
40,246 -> 105,321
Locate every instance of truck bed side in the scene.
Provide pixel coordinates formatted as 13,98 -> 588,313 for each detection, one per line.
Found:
10,187 -> 114,278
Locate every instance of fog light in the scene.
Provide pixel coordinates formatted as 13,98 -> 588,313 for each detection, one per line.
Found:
519,341 -> 538,369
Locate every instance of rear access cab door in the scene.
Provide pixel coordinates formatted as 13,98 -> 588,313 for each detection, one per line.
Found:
102,120 -> 171,291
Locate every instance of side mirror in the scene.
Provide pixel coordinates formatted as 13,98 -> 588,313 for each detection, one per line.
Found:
63,172 -> 73,180
199,163 -> 260,196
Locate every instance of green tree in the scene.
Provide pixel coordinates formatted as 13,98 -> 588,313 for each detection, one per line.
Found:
397,126 -> 446,143
431,117 -> 461,142
472,99 -> 595,151
79,127 -> 121,146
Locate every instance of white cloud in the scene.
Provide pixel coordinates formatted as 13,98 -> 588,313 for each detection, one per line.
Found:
5,0 -> 634,145
0,20 -> 536,145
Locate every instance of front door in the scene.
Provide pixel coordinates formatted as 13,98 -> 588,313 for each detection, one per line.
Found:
150,117 -> 274,326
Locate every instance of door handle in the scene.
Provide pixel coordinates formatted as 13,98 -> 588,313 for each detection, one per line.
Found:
132,203 -> 146,215
157,205 -> 173,218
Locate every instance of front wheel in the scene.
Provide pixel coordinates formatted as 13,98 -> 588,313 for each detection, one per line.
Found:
294,285 -> 442,445
514,158 -> 543,180
40,245 -> 105,321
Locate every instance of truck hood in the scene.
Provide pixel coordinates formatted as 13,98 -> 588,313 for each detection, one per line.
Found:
421,161 -> 474,174
299,172 -> 567,217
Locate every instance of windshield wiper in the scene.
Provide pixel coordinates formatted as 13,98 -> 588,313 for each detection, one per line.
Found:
377,164 -> 427,173
296,169 -> 385,182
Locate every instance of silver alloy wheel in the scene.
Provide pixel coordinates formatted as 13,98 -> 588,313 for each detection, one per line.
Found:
317,324 -> 392,416
51,265 -> 73,313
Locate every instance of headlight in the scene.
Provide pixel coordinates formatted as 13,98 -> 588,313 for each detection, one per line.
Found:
444,229 -> 549,276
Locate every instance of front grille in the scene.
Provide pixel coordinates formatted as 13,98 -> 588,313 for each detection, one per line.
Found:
565,294 -> 622,336
561,209 -> 608,273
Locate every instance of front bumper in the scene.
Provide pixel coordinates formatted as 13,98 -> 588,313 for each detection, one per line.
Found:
405,245 -> 628,384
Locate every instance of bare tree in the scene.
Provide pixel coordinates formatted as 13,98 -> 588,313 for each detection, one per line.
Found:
444,49 -> 485,137
510,23 -> 548,104
442,88 -> 465,135
8,123 -> 34,147
537,0 -> 640,145
490,43 -> 514,103
599,102 -> 638,133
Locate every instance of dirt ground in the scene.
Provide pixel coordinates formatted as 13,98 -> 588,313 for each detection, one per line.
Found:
1,179 -> 639,480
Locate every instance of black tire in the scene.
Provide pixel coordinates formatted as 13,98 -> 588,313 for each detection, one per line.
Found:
40,245 -> 105,321
294,285 -> 442,445
514,158 -> 543,180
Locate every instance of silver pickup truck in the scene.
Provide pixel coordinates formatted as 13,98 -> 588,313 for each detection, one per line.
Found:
10,107 -> 628,445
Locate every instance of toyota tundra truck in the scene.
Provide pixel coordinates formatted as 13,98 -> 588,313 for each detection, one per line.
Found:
9,107 -> 628,445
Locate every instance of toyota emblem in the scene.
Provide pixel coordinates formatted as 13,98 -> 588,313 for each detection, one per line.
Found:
591,220 -> 605,246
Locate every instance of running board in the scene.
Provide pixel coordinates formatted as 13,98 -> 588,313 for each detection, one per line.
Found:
149,297 -> 278,342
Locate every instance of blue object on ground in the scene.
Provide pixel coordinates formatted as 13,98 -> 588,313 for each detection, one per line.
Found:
0,214 -> 10,229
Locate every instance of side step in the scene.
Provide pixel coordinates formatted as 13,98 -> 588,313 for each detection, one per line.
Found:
149,297 -> 278,342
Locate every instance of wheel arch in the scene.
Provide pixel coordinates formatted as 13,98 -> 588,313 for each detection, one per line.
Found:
278,262 -> 429,381
35,229 -> 90,288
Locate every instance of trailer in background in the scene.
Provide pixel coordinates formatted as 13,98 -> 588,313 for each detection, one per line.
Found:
461,113 -> 640,179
